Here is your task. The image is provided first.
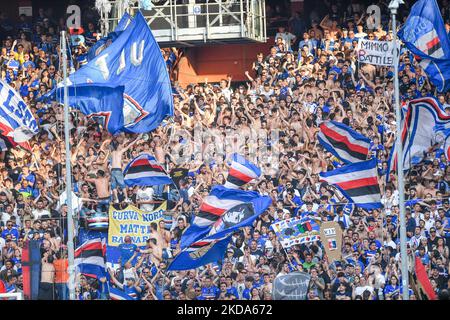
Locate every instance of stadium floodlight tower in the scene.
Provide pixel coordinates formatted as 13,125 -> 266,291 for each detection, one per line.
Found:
389,0 -> 409,301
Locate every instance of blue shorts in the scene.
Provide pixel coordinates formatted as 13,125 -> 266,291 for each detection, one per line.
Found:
111,169 -> 126,189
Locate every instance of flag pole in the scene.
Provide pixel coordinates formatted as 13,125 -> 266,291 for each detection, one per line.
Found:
389,0 -> 409,300
61,30 -> 76,300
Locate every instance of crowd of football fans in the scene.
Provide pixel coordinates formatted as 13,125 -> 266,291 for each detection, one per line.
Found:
0,0 -> 449,300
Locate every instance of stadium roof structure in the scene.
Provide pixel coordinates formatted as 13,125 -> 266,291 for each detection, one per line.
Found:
106,0 -> 267,47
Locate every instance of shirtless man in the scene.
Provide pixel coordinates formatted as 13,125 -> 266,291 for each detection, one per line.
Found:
140,238 -> 163,266
152,136 -> 165,198
110,135 -> 143,203
39,251 -> 55,300
85,170 -> 111,212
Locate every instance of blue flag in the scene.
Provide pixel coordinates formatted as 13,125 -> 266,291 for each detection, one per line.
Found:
318,121 -> 371,164
123,153 -> 174,186
398,0 -> 450,92
180,185 -> 272,249
109,287 -> 136,300
168,200 -> 269,271
55,84 -> 125,134
224,153 -> 262,189
87,13 -> 132,62
0,79 -> 39,150
57,11 -> 173,134
320,158 -> 382,210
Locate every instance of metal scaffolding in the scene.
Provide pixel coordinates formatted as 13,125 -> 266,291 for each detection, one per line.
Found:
104,0 -> 267,46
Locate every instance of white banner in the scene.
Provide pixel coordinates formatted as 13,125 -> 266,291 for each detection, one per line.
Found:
357,39 -> 398,66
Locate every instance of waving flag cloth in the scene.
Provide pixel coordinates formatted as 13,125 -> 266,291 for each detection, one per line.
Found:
386,97 -> 450,181
410,256 -> 437,300
319,158 -> 381,210
168,198 -> 270,271
0,79 -> 39,150
443,129 -> 450,161
109,287 -> 136,300
318,121 -> 371,164
74,237 -> 107,279
56,84 -> 125,134
54,11 -> 173,134
223,153 -> 261,189
123,153 -> 173,187
180,185 -> 272,248
87,12 -> 132,62
398,0 -> 450,92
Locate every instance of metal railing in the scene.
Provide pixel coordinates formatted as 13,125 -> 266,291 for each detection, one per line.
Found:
105,0 -> 266,45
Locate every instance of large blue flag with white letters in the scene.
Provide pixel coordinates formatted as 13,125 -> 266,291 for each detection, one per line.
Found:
398,0 -> 450,92
87,12 -> 132,62
58,11 -> 173,134
0,79 -> 39,150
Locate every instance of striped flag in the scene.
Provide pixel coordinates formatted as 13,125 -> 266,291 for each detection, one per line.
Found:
169,198 -> 269,271
398,0 -> 450,92
74,237 -> 107,279
180,185 -> 272,248
319,158 -> 381,210
109,287 -> 136,300
444,131 -> 450,161
224,153 -> 261,189
123,153 -> 173,187
318,121 -> 371,164
169,233 -> 232,271
386,97 -> 450,182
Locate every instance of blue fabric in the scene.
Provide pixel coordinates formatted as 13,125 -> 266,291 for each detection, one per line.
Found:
123,153 -> 173,187
229,153 -> 262,177
319,158 -> 382,210
318,120 -> 371,165
398,0 -> 450,92
87,13 -> 132,62
169,193 -> 271,271
50,12 -> 173,134
180,185 -> 272,248
109,286 -> 136,300
55,84 -> 125,134
0,79 -> 39,144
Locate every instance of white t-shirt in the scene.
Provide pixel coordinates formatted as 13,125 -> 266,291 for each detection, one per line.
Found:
221,88 -> 232,102
136,187 -> 155,212
0,237 -> 5,252
32,209 -> 51,220
354,285 -> 374,297
58,191 -> 83,214
1,212 -> 11,226
275,32 -> 296,50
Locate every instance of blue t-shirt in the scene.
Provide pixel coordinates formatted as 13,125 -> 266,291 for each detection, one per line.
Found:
22,60 -> 36,70
124,285 -> 140,300
118,243 -> 137,266
2,228 -> 19,240
384,284 -> 400,296
201,286 -> 219,299
242,287 -> 251,300
226,286 -> 239,298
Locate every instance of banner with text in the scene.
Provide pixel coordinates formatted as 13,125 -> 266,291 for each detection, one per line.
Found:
271,217 -> 321,248
357,39 -> 398,66
107,202 -> 166,247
